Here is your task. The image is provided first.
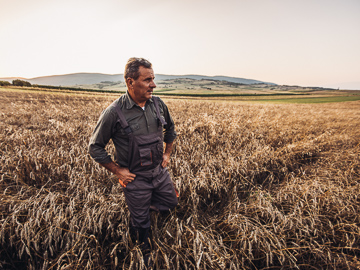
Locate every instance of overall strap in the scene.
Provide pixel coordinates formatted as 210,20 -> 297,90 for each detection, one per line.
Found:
112,102 -> 132,135
152,96 -> 167,125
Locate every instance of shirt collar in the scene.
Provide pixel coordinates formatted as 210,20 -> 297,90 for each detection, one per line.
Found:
124,91 -> 153,110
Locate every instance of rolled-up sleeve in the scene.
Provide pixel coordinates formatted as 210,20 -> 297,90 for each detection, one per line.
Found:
160,100 -> 177,143
88,108 -> 116,164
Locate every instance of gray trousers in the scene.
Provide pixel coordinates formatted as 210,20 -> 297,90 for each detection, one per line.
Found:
123,166 -> 178,229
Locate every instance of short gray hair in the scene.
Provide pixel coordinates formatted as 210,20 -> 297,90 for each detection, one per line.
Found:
124,57 -> 152,80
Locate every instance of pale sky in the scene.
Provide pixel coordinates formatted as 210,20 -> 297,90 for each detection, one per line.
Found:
0,0 -> 359,89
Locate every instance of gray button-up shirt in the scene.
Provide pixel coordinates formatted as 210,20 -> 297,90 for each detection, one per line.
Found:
88,92 -> 177,167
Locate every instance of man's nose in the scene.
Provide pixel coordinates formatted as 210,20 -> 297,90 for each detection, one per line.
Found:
150,80 -> 156,88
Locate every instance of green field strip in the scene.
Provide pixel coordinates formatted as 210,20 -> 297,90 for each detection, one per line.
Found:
253,96 -> 360,103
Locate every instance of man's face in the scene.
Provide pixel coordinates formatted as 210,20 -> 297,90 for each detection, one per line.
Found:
128,66 -> 156,104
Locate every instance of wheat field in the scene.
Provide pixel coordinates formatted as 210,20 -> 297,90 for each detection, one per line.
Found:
0,89 -> 359,269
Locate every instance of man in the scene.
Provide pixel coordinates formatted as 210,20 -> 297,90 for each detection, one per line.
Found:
88,57 -> 178,251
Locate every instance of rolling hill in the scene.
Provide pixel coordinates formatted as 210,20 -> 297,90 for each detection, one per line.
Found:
0,73 -> 276,86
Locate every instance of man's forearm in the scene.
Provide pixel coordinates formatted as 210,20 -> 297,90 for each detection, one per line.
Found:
99,160 -> 120,175
99,161 -> 136,186
161,141 -> 175,168
164,141 -> 174,155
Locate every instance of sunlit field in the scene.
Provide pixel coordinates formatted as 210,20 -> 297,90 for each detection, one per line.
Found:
1,89 -> 359,269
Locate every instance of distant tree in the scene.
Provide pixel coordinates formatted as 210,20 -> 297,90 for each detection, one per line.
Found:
12,79 -> 21,86
12,79 -> 31,87
0,81 -> 11,86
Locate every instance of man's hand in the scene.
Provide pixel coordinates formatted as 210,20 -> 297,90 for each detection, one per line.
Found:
161,152 -> 170,168
100,161 -> 136,187
115,167 -> 136,187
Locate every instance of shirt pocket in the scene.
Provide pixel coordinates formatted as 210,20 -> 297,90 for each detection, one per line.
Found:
113,122 -> 140,136
113,122 -> 127,136
130,123 -> 140,132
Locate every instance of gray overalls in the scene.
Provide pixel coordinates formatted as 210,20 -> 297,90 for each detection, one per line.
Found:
112,97 -> 178,232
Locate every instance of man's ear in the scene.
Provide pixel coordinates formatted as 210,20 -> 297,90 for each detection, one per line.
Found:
126,78 -> 134,88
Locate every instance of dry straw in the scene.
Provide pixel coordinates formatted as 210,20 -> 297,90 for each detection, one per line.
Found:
0,90 -> 359,269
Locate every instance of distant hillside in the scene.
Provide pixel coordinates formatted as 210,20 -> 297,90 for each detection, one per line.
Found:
0,73 -> 276,86
32,73 -> 123,86
155,74 -> 275,85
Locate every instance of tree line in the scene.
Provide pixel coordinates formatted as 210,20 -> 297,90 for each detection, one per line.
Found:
0,79 -> 32,87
